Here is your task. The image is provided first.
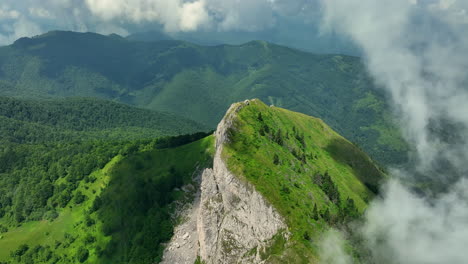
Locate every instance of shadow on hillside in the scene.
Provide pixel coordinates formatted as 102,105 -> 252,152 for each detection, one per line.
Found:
325,138 -> 384,194
95,153 -> 181,264
92,136 -> 212,264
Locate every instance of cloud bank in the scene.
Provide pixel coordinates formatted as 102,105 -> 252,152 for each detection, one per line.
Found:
321,0 -> 468,263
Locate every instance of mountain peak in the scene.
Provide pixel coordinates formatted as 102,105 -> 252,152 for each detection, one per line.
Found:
162,99 -> 386,263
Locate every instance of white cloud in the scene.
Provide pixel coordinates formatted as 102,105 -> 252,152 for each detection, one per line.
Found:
0,5 -> 20,20
321,0 -> 468,263
29,7 -> 54,19
205,0 -> 276,31
319,230 -> 352,264
179,1 -> 210,31
84,0 -> 211,32
0,17 -> 42,45
83,0 -> 313,32
428,0 -> 468,25
363,179 -> 468,264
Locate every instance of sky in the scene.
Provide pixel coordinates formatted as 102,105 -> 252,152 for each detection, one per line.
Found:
0,0 -> 320,45
1,0 -> 467,46
2,0 -> 468,263
3,1 -> 464,55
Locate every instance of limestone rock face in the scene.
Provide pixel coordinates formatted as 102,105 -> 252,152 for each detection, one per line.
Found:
162,100 -> 287,264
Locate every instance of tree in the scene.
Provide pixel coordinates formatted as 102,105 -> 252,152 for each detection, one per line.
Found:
76,247 -> 89,263
341,197 -> 359,221
257,112 -> 264,122
322,208 -> 330,223
11,244 -> 29,257
312,204 -> 319,220
273,154 -> 280,165
73,191 -> 86,205
90,196 -> 102,212
274,129 -> 284,145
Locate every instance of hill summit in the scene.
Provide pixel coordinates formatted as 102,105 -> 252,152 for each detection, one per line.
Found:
162,99 -> 386,263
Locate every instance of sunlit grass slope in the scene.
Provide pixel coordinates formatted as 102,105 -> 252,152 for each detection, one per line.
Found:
223,99 -> 386,262
0,136 -> 214,264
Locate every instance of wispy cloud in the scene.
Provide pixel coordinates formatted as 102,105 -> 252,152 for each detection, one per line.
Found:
321,0 -> 468,263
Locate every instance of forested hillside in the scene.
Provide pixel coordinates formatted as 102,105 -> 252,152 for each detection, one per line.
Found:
0,96 -> 212,263
0,97 -> 207,143
0,134 -> 214,264
0,31 -> 407,165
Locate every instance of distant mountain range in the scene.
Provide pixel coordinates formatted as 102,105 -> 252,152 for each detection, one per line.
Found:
0,30 -> 407,165
125,16 -> 360,56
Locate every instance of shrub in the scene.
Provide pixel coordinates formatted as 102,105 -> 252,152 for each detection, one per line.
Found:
76,247 -> 89,263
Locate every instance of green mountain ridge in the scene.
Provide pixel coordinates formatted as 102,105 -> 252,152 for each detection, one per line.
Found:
0,99 -> 385,263
216,99 -> 385,262
0,97 -> 207,143
0,30 -> 407,166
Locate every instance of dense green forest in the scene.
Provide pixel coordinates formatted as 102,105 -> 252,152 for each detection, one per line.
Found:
0,134 -> 213,263
0,96 -> 213,263
0,97 -> 207,143
0,31 -> 407,166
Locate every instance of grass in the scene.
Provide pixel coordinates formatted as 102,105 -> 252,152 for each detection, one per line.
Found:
0,136 -> 215,263
223,99 -> 386,262
0,154 -> 119,261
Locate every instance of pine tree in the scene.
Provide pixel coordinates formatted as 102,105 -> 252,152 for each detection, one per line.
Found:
273,154 -> 280,165
322,208 -> 330,223
257,112 -> 264,122
312,204 -> 319,220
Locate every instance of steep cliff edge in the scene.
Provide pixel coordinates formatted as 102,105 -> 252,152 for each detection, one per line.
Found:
162,100 -> 287,264
162,99 -> 386,263
197,100 -> 288,263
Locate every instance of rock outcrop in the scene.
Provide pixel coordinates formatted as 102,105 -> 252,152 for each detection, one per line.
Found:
162,100 -> 288,264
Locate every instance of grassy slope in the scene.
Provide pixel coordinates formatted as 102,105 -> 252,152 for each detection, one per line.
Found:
223,100 -> 386,262
0,155 -> 121,260
0,31 -> 407,165
0,136 -> 214,264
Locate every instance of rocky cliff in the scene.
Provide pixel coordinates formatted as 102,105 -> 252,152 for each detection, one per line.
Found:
162,100 -> 288,264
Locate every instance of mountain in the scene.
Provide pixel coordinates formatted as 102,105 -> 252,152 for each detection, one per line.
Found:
0,99 -> 385,263
0,30 -> 407,165
164,99 -> 385,263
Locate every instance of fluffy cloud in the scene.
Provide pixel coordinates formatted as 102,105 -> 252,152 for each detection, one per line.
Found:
0,5 -> 20,20
29,7 -> 55,19
0,0 -> 317,45
363,179 -> 468,264
319,230 -> 353,264
0,17 -> 42,45
83,0 -> 286,32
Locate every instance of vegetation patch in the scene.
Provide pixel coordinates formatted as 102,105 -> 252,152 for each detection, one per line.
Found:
223,99 -> 386,262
